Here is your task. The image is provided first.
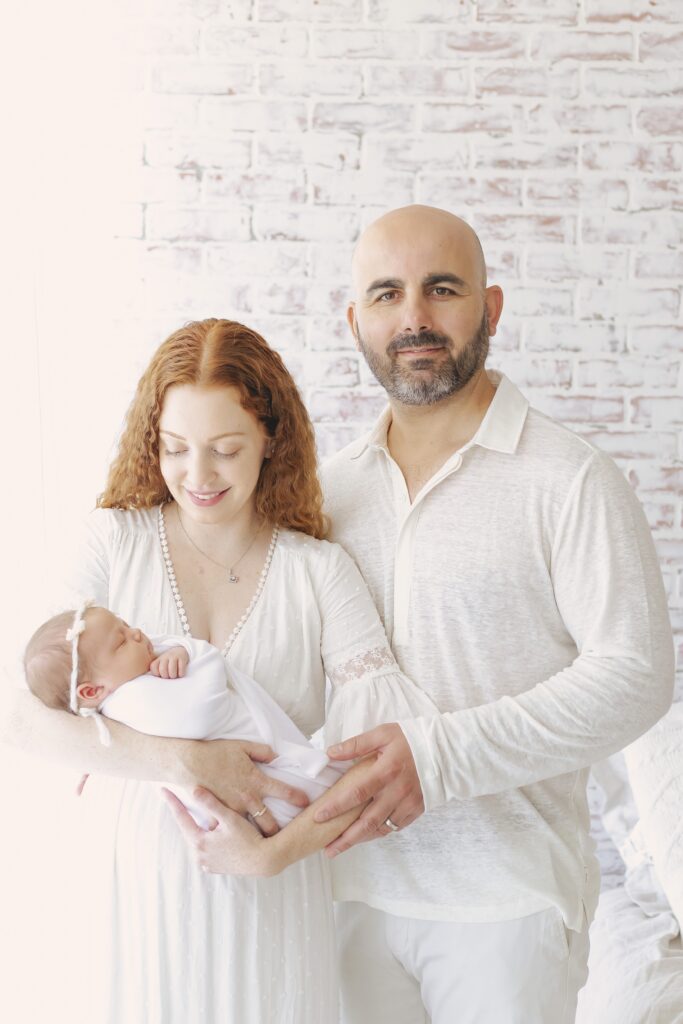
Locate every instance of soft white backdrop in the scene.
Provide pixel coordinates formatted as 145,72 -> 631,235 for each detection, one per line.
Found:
2,1 -> 682,1020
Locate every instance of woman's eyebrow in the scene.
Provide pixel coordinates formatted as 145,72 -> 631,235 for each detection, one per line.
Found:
159,430 -> 245,441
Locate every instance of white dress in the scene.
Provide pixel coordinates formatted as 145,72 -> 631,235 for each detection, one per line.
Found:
70,506 -> 437,1024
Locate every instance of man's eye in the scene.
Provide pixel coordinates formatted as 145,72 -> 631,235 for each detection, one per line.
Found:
433,287 -> 456,296
377,291 -> 397,302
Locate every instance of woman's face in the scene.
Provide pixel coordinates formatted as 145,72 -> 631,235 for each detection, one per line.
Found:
158,384 -> 269,526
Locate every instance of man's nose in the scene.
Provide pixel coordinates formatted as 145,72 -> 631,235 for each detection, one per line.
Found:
403,294 -> 432,334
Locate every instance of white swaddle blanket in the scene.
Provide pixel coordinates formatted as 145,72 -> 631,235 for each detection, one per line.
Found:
101,635 -> 347,829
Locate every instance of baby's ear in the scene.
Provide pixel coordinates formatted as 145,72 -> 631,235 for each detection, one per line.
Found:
76,681 -> 106,706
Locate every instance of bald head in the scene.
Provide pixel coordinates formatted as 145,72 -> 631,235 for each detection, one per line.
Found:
351,205 -> 487,299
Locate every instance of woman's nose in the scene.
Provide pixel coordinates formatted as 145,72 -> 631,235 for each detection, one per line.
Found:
187,451 -> 216,487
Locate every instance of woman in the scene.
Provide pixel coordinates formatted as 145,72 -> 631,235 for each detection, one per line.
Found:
16,318 -> 434,1023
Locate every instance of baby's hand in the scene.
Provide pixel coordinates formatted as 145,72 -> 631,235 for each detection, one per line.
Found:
150,646 -> 190,679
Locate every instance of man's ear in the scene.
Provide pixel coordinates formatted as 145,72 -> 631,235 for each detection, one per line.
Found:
484,285 -> 504,337
347,303 -> 360,351
76,681 -> 106,706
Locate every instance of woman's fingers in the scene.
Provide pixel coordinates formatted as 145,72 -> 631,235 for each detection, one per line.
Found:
162,787 -> 210,838
260,773 -> 310,809
248,805 -> 279,836
242,741 -> 276,763
190,785 -> 231,822
165,787 -> 269,876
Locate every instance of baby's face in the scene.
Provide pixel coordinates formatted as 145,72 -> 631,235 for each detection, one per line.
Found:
80,607 -> 154,692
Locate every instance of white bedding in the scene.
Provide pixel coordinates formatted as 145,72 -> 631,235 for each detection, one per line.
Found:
626,703 -> 683,931
578,704 -> 683,1024
576,886 -> 683,1024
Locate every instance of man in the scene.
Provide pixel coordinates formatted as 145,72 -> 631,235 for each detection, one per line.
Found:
311,204 -> 674,1023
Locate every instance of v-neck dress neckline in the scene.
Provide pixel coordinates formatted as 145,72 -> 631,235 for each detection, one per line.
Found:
157,504 -> 279,657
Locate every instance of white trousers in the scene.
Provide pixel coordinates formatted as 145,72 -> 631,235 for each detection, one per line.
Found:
336,901 -> 590,1024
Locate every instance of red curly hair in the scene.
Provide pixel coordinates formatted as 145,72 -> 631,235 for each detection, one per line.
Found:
99,319 -> 326,539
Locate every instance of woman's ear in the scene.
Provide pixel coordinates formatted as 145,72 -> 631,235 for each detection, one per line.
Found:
76,681 -> 106,706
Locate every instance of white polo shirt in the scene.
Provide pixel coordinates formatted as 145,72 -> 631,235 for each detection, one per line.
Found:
322,371 -> 674,930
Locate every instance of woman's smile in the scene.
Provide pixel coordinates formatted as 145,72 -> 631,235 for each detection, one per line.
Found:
185,487 -> 230,507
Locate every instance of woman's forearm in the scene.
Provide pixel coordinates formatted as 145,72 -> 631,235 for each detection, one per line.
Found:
2,687 -> 186,782
257,759 -> 374,875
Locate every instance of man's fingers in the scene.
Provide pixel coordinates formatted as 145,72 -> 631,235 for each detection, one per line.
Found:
327,727 -> 386,762
325,805 -> 396,857
162,788 -> 207,840
325,801 -> 393,855
325,793 -> 424,857
314,768 -> 383,823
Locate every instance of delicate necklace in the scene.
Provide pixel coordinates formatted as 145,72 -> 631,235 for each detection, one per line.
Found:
176,508 -> 263,584
158,505 -> 278,655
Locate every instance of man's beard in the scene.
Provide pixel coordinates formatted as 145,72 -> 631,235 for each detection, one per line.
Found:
357,312 -> 490,406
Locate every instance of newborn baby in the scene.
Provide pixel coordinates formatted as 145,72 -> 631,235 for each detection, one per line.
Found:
24,604 -> 347,828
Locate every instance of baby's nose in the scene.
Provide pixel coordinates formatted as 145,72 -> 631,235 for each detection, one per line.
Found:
131,628 -> 142,642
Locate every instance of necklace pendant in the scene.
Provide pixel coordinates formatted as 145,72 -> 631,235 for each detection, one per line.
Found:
228,572 -> 239,584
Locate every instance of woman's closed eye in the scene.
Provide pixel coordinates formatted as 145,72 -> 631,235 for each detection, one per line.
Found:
214,449 -> 240,459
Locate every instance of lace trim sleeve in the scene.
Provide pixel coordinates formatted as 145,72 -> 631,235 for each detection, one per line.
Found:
326,643 -> 398,687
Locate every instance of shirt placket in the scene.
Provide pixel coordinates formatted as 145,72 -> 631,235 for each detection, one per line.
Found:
374,446 -> 465,647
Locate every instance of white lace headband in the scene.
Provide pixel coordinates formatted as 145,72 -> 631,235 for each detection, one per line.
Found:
66,601 -> 111,747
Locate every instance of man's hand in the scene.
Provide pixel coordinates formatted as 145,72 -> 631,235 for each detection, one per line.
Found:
175,737 -> 309,837
313,723 -> 424,856
150,646 -> 190,679
162,788 -> 282,877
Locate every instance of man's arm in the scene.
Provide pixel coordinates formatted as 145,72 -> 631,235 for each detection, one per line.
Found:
316,451 -> 675,853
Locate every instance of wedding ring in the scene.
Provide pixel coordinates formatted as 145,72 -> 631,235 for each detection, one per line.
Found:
252,806 -> 268,819
384,817 -> 400,832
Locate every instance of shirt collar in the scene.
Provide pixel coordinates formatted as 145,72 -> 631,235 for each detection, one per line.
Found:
347,371 -> 530,460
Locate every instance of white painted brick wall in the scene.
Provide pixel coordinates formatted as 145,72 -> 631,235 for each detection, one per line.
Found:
110,3 -> 683,872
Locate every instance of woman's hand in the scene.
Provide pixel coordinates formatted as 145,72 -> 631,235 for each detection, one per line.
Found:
175,737 -> 309,836
162,787 -> 283,877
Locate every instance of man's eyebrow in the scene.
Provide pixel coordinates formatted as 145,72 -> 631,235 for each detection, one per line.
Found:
423,272 -> 469,289
365,278 -> 403,296
159,430 -> 245,441
365,273 -> 469,296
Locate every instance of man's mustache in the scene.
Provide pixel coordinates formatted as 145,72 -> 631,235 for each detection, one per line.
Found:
387,331 -> 451,355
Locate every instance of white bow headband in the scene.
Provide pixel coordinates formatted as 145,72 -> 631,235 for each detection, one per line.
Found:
66,600 -> 111,747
